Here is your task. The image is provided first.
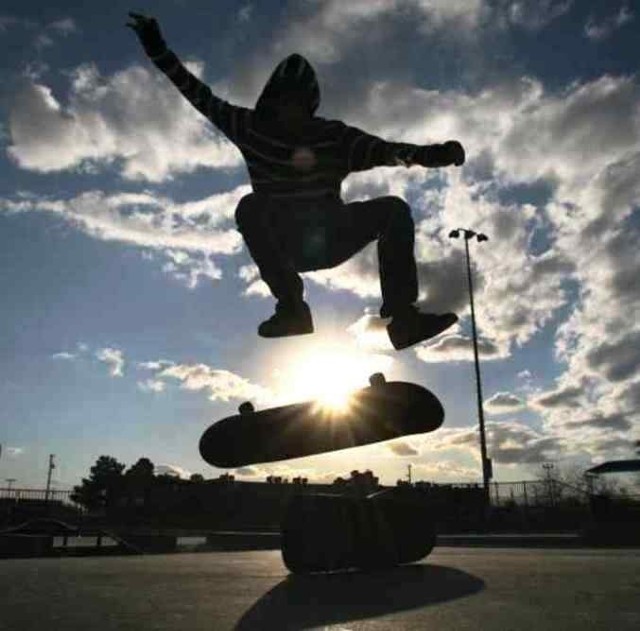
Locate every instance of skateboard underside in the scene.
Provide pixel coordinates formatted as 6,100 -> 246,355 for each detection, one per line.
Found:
200,381 -> 444,467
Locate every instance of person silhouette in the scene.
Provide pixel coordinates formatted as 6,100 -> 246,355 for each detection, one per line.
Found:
127,12 -> 465,350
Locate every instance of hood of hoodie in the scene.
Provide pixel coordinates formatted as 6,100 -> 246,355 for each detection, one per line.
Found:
255,54 -> 320,117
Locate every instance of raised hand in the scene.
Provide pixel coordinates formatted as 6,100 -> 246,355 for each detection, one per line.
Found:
126,12 -> 167,56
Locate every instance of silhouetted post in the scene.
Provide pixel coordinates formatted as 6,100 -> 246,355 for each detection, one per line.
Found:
543,462 -> 555,507
449,229 -> 492,497
44,454 -> 55,504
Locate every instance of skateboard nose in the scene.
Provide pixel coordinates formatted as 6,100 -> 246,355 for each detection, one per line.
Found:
199,422 -> 235,468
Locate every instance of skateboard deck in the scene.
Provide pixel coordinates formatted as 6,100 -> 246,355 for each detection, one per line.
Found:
199,373 -> 444,468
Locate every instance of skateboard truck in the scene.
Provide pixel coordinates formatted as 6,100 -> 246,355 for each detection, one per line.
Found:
369,372 -> 386,387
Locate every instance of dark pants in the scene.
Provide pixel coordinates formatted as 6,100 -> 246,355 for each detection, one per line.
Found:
235,193 -> 418,318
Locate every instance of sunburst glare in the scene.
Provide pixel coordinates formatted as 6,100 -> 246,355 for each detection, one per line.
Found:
273,342 -> 394,413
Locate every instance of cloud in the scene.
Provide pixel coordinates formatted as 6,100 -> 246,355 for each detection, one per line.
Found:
584,330 -> 640,383
424,419 -> 566,468
237,4 -> 254,23
411,461 -> 480,482
231,463 -> 327,482
469,421 -> 564,464
137,379 -> 166,394
51,351 -> 76,360
155,463 -> 191,479
485,392 -> 526,413
0,15 -> 37,33
585,6 -> 634,41
415,334 -> 503,363
531,385 -> 584,409
347,311 -> 393,351
503,0 -> 573,31
95,347 -> 125,377
7,61 -> 243,181
0,186 -> 247,287
238,264 -> 271,297
387,440 -> 419,456
47,18 -> 77,36
234,466 -> 262,477
2,446 -> 24,458
143,361 -> 274,405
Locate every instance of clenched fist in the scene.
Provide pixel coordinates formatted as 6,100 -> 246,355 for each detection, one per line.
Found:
413,141 -> 466,168
126,12 -> 167,57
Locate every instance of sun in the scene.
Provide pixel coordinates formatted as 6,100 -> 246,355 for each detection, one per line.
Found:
274,343 -> 393,413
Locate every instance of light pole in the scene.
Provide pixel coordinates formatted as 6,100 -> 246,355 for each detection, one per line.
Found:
45,454 -> 56,503
449,229 -> 492,494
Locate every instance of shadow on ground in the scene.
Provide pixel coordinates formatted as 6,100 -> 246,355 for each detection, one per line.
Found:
235,563 -> 484,630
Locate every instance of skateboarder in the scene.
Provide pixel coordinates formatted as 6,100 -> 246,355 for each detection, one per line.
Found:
127,12 -> 465,350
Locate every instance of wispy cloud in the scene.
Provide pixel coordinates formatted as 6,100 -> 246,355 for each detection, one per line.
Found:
137,379 -> 166,394
505,0 -> 573,31
95,347 -> 125,377
51,351 -> 76,361
0,186 -> 247,287
2,446 -> 24,458
47,18 -> 77,36
585,5 -> 634,41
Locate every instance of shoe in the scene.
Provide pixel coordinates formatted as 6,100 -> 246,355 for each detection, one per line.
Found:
258,301 -> 314,338
387,306 -> 457,350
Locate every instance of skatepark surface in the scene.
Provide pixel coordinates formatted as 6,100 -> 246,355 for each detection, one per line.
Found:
1,546 -> 639,630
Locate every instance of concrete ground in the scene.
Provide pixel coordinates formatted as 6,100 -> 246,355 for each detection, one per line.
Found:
1,547 -> 639,630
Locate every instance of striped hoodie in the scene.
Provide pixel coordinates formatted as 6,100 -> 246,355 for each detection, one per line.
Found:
150,50 -> 427,200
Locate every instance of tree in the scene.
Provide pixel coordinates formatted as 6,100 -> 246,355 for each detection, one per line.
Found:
71,455 -> 126,511
189,473 -> 205,483
125,457 -> 155,481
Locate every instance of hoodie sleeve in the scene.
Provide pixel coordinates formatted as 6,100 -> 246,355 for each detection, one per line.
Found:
149,49 -> 248,143
339,123 -> 427,173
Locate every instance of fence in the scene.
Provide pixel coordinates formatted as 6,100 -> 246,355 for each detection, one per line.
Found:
0,487 -> 79,507
2,480 -> 637,512
489,480 -> 586,508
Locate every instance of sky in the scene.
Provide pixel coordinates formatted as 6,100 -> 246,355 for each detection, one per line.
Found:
0,0 -> 639,490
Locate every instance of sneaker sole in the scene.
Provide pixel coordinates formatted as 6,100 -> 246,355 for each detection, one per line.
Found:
387,314 -> 457,351
258,326 -> 315,339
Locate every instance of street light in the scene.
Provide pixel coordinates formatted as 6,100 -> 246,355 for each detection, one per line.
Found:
449,228 -> 492,494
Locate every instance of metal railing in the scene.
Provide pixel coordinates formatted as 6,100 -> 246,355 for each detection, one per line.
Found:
0,487 -> 79,506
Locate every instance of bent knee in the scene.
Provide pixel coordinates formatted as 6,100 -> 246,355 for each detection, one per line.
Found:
386,196 -> 413,225
234,193 -> 259,230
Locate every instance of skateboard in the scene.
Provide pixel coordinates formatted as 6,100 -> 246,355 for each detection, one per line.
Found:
199,373 -> 444,468
280,488 -> 436,573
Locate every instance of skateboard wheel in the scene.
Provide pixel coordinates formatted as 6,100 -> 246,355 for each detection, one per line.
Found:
238,401 -> 255,415
369,372 -> 386,387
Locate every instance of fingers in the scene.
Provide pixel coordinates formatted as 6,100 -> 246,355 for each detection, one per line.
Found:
126,11 -> 156,32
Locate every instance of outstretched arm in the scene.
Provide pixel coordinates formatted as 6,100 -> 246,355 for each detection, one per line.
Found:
339,123 -> 465,173
126,12 -> 247,143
